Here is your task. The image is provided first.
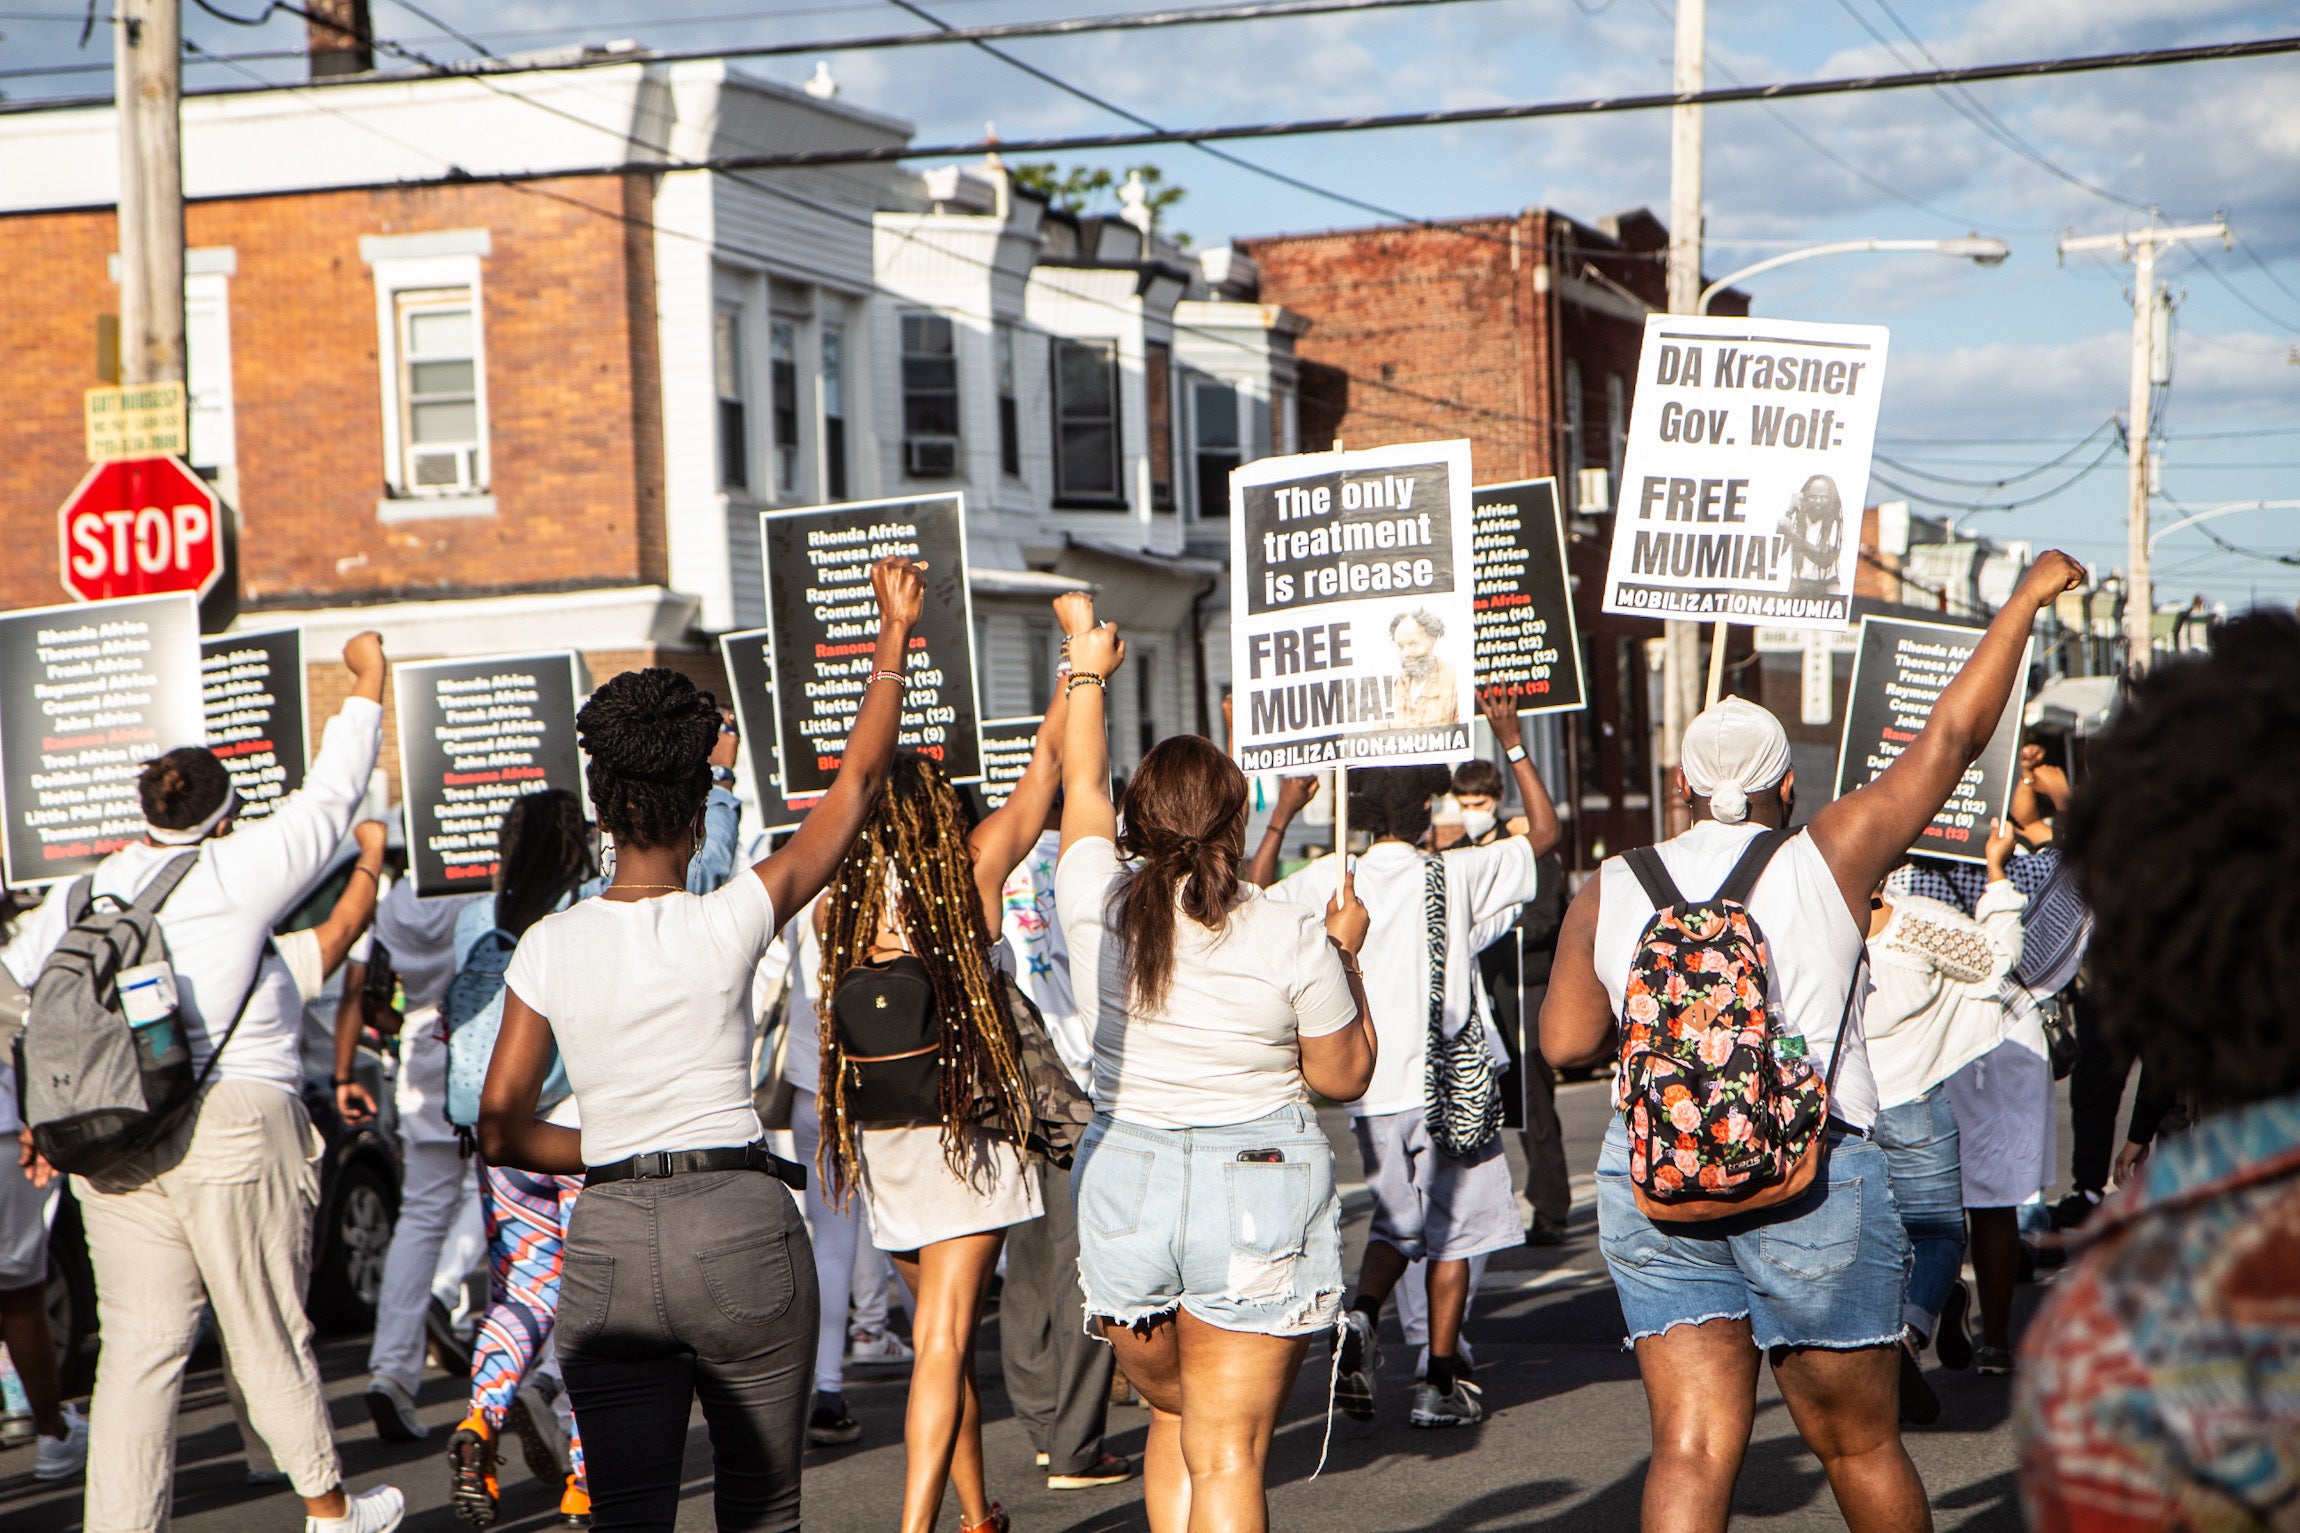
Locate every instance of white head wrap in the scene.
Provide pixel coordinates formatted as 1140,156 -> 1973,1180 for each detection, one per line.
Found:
1680,699 -> 1790,826
146,789 -> 238,846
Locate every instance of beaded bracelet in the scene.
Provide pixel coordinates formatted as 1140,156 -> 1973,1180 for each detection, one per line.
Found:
1066,671 -> 1107,696
868,668 -> 907,687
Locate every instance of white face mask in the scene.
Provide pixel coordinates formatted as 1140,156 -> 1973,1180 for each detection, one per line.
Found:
1459,807 -> 1497,842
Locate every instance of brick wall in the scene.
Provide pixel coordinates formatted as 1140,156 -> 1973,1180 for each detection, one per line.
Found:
0,172 -> 664,614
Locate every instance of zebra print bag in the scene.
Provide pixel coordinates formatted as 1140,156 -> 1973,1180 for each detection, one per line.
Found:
1422,853 -> 1503,1159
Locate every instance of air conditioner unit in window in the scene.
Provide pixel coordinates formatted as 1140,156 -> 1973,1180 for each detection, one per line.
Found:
905,438 -> 958,478
410,445 -> 479,492
1576,466 -> 1613,514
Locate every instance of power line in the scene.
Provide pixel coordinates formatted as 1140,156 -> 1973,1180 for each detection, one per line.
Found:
1873,417 -> 2117,490
1869,436 -> 2122,513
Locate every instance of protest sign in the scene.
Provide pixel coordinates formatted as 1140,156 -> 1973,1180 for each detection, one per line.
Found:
395,653 -> 583,896
1470,478 -> 1585,715
760,494 -> 982,798
1833,616 -> 2032,864
0,593 -> 203,886
719,626 -> 823,835
1601,314 -> 1891,631
1229,441 -> 1477,772
201,628 -> 306,822
976,716 -> 1043,810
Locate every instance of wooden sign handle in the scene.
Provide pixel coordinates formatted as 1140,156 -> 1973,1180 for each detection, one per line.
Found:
1704,620 -> 1729,709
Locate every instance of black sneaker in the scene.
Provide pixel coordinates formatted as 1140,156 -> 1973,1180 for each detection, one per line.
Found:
1934,1280 -> 1974,1372
2048,1190 -> 2102,1231
447,1413 -> 500,1529
1524,1213 -> 1568,1247
807,1398 -> 861,1446
1897,1335 -> 1941,1427
1975,1345 -> 2016,1377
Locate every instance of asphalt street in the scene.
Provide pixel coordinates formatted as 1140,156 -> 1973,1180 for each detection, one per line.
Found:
0,1077 -> 2049,1531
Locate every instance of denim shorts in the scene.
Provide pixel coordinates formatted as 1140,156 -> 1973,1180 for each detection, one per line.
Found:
1596,1119 -> 1910,1352
1071,1104 -> 1345,1338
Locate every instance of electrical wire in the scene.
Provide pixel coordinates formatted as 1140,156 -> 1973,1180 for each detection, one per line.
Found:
1872,418 -> 2117,490
1868,436 -> 2122,514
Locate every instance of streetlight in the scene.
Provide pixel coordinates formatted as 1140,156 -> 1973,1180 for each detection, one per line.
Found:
2147,500 -> 2300,555
1697,236 -> 2011,314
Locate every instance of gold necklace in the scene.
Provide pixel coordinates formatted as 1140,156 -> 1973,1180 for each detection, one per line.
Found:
605,882 -> 685,896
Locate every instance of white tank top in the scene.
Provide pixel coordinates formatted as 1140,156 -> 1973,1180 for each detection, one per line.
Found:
1595,821 -> 1879,1131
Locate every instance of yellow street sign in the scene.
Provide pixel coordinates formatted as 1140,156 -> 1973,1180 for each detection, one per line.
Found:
85,382 -> 187,462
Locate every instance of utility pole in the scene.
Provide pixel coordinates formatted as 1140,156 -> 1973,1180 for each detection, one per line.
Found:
114,0 -> 186,391
2059,215 -> 2227,673
1658,0 -> 1705,832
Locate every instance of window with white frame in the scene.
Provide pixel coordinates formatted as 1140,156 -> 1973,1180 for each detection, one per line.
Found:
1192,380 -> 1240,519
184,270 -> 235,475
771,317 -> 800,495
901,312 -> 959,478
995,322 -> 1021,479
1052,336 -> 1124,508
715,307 -> 749,492
822,323 -> 849,500
396,289 -> 485,493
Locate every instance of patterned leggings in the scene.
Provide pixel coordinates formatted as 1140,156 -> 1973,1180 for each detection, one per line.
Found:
473,1163 -> 586,1486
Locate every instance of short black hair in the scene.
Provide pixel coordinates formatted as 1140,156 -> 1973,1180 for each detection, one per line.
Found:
2060,610 -> 2300,1106
1350,763 -> 1454,845
1452,758 -> 1504,800
576,667 -> 721,852
138,747 -> 232,829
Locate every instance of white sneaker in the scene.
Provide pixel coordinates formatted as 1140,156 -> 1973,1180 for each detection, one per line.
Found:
1408,1377 -> 1484,1428
847,1326 -> 915,1369
1336,1310 -> 1380,1421
307,1484 -> 405,1533
364,1378 -> 428,1442
33,1404 -> 89,1481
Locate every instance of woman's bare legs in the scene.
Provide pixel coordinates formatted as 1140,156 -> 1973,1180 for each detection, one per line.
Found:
891,1231 -> 1004,1533
1107,1318 -> 1189,1533
1632,1317 -> 1762,1533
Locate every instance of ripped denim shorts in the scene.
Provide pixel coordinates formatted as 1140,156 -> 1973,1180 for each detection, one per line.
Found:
1072,1104 -> 1344,1338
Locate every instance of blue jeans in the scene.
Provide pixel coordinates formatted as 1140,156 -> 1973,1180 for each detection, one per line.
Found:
1870,1090 -> 1965,1339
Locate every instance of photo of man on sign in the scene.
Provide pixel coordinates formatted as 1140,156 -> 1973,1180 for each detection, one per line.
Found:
1778,474 -> 1847,600
1389,608 -> 1461,726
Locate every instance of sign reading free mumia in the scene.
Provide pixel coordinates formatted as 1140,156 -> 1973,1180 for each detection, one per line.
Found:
395,653 -> 584,897
759,494 -> 983,798
0,592 -> 203,887
1832,616 -> 2032,865
1601,313 -> 1891,632
1229,440 -> 1478,772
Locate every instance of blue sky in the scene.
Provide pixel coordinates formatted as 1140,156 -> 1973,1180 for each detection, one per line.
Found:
7,0 -> 2297,606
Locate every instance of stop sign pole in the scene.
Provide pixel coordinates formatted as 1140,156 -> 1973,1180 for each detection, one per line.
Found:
56,455 -> 235,629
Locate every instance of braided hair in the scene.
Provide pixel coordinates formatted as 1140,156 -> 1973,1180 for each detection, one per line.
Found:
575,668 -> 720,852
815,752 -> 1033,1197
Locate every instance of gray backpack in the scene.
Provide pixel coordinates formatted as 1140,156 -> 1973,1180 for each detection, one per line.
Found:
15,853 -> 250,1176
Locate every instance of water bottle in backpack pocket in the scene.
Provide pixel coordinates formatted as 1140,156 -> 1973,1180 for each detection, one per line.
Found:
442,927 -> 568,1132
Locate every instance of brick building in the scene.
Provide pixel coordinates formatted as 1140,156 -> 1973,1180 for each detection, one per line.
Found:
1239,210 -> 1749,864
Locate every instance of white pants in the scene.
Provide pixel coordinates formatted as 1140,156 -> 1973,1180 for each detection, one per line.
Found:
776,1089 -> 890,1396
76,1081 -> 340,1532
365,1135 -> 480,1392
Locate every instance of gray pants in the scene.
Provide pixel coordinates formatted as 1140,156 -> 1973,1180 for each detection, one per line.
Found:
1517,980 -> 1572,1224
559,1169 -> 820,1533
999,1160 -> 1112,1477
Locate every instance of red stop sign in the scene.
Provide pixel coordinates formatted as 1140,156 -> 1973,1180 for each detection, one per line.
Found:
57,456 -> 223,603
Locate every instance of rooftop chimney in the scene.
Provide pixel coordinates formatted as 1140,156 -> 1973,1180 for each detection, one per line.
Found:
307,0 -> 373,78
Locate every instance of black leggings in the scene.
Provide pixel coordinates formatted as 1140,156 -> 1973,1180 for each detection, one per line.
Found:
558,1170 -> 821,1532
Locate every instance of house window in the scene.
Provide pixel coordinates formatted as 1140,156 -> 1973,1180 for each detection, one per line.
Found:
1193,381 -> 1240,519
771,318 -> 800,495
1607,371 -> 1628,483
1052,337 -> 1123,507
1147,340 -> 1176,511
995,322 -> 1021,479
1563,357 -> 1585,489
822,324 -> 848,500
1025,618 -> 1055,708
1136,648 -> 1157,758
714,307 -> 748,492
396,289 -> 484,493
901,312 -> 959,478
184,271 -> 234,474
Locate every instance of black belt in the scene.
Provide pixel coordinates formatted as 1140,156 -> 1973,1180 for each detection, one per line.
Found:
585,1141 -> 807,1192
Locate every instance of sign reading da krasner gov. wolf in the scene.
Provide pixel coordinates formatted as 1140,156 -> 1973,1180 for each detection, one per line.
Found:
1230,440 -> 1478,772
1601,313 -> 1891,631
1833,615 -> 2032,865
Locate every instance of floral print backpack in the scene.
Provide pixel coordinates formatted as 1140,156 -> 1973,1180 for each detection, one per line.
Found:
1616,829 -> 1860,1223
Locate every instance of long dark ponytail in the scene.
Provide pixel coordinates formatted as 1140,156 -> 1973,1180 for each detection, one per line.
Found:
1113,734 -> 1249,1012
493,789 -> 594,938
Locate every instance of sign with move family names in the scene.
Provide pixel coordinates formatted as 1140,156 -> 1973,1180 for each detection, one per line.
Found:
719,626 -> 823,835
0,592 -> 203,886
976,716 -> 1043,810
760,494 -> 983,797
1601,313 -> 1891,631
1832,615 -> 2032,865
201,628 -> 306,822
395,653 -> 584,897
1230,440 -> 1478,771
1470,478 -> 1585,715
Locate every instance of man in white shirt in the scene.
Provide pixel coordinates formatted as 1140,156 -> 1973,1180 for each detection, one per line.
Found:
1252,690 -> 1561,1430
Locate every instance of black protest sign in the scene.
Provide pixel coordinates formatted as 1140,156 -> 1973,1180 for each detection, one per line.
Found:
760,494 -> 981,797
976,716 -> 1043,810
394,654 -> 583,896
719,626 -> 823,835
1832,616 -> 2032,864
201,628 -> 307,822
0,593 -> 204,887
1470,478 -> 1586,715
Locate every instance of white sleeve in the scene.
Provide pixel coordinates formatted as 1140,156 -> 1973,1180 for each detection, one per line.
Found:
0,880 -> 75,991
271,928 -> 327,1004
1454,836 -> 1542,927
1052,837 -> 1122,940
206,697 -> 384,922
502,919 -> 550,1017
1263,860 -> 1333,912
1288,912 -> 1359,1039
1973,880 -> 2028,980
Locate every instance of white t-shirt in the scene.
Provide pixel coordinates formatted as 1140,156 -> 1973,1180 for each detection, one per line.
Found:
1053,836 -> 1358,1130
0,697 -> 383,1096
1594,821 -> 1879,1131
504,871 -> 778,1165
372,879 -> 484,1143
760,894 -> 824,1096
1002,830 -> 1091,1090
1268,837 -> 1542,1119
